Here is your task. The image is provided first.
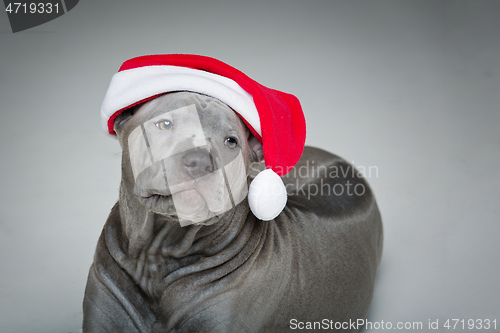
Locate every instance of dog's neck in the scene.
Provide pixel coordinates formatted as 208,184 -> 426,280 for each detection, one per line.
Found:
111,183 -> 254,299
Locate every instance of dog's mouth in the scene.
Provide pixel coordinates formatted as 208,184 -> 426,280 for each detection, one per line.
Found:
140,193 -> 171,211
137,191 -> 174,216
139,189 -> 225,227
137,180 -> 198,214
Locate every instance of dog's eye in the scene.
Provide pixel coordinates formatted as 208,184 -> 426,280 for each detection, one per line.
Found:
224,137 -> 238,148
155,120 -> 172,130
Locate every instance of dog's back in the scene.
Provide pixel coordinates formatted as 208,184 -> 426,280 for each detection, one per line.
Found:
272,146 -> 383,329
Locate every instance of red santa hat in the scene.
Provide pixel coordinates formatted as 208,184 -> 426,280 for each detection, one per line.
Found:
100,54 -> 306,221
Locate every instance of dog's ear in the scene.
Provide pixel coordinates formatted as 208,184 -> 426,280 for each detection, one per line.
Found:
113,107 -> 136,135
247,129 -> 264,163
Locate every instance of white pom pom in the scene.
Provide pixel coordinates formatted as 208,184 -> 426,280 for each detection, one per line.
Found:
248,169 -> 287,221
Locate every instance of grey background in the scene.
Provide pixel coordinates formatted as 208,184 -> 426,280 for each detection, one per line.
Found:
1,1 -> 499,332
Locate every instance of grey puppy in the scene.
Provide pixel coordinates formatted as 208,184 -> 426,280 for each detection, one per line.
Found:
83,92 -> 383,332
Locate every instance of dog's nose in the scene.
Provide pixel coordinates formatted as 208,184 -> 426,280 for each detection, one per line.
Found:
182,150 -> 214,178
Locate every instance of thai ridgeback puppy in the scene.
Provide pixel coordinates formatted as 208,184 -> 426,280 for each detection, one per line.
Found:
83,91 -> 383,332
